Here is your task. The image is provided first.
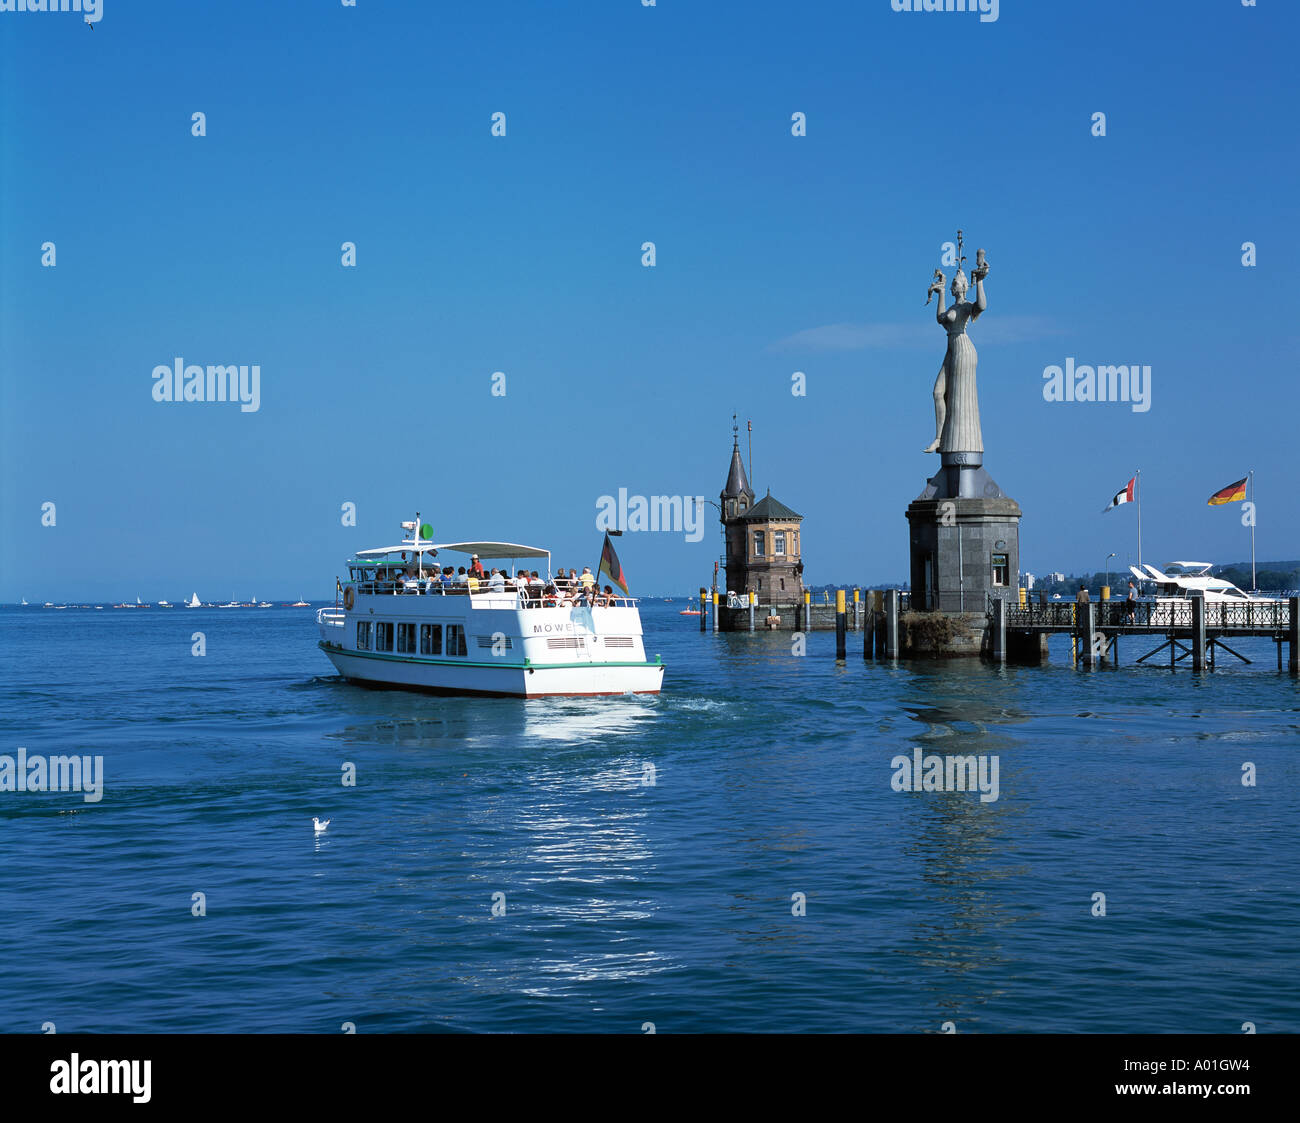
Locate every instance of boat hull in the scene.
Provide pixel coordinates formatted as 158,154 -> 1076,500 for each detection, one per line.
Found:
319,642 -> 664,698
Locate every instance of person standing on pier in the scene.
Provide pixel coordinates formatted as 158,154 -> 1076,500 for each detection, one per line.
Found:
1124,580 -> 1138,621
1075,583 -> 1090,605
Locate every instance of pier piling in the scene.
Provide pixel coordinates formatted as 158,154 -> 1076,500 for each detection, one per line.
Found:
835,589 -> 847,660
748,591 -> 755,633
1191,591 -> 1206,671
991,596 -> 1006,664
699,589 -> 706,633
1290,597 -> 1299,674
884,589 -> 900,659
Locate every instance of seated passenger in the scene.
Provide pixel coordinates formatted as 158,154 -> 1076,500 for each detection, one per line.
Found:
543,583 -> 558,607
467,572 -> 479,593
489,568 -> 506,591
579,567 -> 596,592
529,570 -> 544,588
454,566 -> 468,587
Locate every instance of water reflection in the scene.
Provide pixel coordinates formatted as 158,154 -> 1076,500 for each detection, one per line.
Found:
896,661 -> 1032,1030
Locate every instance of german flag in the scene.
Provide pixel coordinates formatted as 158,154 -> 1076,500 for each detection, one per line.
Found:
1207,477 -> 1248,506
598,533 -> 628,594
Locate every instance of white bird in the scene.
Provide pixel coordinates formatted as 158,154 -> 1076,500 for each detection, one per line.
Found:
312,817 -> 330,834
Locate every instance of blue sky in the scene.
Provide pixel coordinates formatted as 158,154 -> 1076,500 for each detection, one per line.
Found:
2,0 -> 1296,599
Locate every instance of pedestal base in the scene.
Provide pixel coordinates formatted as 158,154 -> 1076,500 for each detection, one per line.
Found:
907,471 -> 1022,613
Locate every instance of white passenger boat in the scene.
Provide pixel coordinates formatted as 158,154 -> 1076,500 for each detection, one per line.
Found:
316,518 -> 665,698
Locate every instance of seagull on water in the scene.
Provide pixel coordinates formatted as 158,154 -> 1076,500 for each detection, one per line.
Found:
313,817 -> 330,834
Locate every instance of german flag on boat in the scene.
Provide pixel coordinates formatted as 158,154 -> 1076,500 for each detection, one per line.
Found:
599,533 -> 629,595
1207,477 -> 1248,506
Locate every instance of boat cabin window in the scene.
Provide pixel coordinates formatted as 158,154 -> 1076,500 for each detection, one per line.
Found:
396,622 -> 416,653
444,624 -> 468,657
375,622 -> 394,652
356,621 -> 371,650
420,623 -> 442,655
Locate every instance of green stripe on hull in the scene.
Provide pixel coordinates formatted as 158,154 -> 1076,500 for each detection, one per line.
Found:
318,641 -> 664,672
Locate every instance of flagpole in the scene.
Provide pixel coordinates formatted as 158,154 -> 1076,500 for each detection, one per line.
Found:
1136,469 -> 1142,571
1250,469 -> 1256,592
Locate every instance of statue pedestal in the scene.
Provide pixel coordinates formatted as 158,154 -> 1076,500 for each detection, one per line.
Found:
906,464 -> 1021,613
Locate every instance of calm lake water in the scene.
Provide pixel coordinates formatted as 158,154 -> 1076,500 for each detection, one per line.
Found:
1,602 -> 1297,1033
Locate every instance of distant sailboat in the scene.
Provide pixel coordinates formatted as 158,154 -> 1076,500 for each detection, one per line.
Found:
186,592 -> 201,608
158,600 -> 171,607
20,598 -> 28,606
291,596 -> 310,607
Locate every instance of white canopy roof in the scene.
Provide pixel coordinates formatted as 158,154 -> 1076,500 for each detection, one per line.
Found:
354,543 -> 438,558
353,540 -> 549,560
434,541 -> 550,559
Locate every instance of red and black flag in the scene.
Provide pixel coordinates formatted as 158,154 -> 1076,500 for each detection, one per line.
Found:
1102,476 -> 1135,513
1207,477 -> 1248,506
598,533 -> 628,594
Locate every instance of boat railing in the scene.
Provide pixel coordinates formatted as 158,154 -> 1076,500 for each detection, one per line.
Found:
317,607 -> 346,627
343,579 -> 637,609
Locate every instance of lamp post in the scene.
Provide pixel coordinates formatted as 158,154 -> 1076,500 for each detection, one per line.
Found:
1104,552 -> 1116,597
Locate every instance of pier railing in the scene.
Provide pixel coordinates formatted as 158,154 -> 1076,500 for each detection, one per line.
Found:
996,596 -> 1291,630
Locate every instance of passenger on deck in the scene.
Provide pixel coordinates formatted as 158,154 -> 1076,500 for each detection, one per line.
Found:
469,554 -> 486,579
543,583 -> 558,607
467,572 -> 480,593
529,570 -> 544,589
601,584 -> 616,606
579,567 -> 596,592
455,566 -> 468,588
489,568 -> 506,591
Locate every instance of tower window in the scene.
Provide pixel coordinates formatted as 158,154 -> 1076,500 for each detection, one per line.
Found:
752,531 -> 765,557
992,553 -> 1010,587
774,530 -> 786,555
727,499 -> 735,517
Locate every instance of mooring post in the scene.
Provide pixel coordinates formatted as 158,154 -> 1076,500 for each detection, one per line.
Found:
835,589 -> 847,660
1191,590 -> 1206,671
711,590 -> 718,634
853,588 -> 861,632
992,595 -> 1006,664
699,588 -> 706,633
1288,596 -> 1299,674
1082,603 -> 1098,668
748,590 -> 755,633
864,593 -> 874,659
884,589 -> 900,659
803,589 -> 811,633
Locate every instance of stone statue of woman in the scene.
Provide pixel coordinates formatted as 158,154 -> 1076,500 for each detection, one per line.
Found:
923,243 -> 989,457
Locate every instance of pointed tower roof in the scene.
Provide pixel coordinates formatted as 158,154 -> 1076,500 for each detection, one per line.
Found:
721,435 -> 754,501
